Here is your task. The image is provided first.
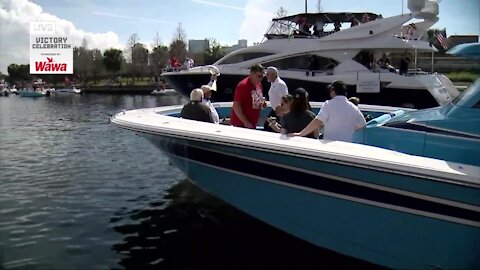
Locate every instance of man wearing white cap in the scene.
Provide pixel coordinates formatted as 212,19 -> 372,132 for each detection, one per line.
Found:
264,66 -> 288,131
201,85 -> 220,124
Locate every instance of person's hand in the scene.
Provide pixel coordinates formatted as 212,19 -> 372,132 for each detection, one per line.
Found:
288,132 -> 300,137
268,118 -> 277,127
244,122 -> 254,129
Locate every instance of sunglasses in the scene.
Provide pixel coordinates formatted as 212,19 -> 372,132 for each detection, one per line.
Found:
256,73 -> 265,79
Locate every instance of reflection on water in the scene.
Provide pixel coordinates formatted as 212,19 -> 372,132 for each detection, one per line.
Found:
111,181 -> 386,270
0,94 -> 186,269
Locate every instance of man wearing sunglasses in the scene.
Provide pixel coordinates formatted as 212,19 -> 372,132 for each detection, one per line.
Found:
230,64 -> 266,129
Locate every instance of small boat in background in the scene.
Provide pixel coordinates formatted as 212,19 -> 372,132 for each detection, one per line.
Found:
151,88 -> 177,96
0,80 -> 10,96
9,85 -> 18,95
55,85 -> 82,94
19,80 -> 51,97
19,88 -> 50,97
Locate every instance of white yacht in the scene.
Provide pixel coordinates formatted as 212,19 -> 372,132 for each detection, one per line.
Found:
163,0 -> 459,109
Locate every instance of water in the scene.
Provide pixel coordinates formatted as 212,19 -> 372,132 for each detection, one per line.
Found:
0,94 -> 384,269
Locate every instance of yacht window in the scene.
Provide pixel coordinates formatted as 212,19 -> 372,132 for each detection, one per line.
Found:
219,52 -> 274,64
354,51 -> 375,69
262,55 -> 337,71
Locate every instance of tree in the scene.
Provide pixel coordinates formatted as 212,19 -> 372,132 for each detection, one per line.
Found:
272,7 -> 289,35
316,0 -> 323,12
203,38 -> 225,65
172,23 -> 187,44
103,48 -> 123,77
152,31 -> 162,48
91,49 -> 104,83
7,64 -> 30,84
132,43 -> 149,78
169,23 -> 188,62
73,39 -> 93,82
150,44 -> 169,77
125,34 -> 139,78
276,6 -> 288,17
7,64 -> 20,84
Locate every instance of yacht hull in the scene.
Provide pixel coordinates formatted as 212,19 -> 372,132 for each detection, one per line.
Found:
141,134 -> 480,270
163,72 -> 438,108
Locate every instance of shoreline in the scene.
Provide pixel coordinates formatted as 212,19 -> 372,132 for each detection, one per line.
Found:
83,85 -> 157,95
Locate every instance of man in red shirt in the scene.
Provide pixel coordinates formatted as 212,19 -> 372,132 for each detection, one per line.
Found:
230,64 -> 266,129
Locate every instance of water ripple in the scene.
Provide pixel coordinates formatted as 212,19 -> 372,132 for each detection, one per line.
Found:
0,94 -> 185,269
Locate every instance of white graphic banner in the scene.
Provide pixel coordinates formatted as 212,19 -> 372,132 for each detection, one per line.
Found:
30,21 -> 73,74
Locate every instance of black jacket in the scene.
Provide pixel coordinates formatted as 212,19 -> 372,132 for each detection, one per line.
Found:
180,101 -> 213,123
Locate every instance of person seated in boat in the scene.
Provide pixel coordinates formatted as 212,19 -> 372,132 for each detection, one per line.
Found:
267,94 -> 293,133
289,81 -> 366,142
180,88 -> 213,123
348,97 -> 360,106
280,88 -> 318,139
230,64 -> 267,129
348,97 -> 374,121
263,66 -> 288,132
376,53 -> 390,69
201,85 -> 220,124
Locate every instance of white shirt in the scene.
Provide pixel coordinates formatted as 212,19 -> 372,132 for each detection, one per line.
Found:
315,96 -> 366,142
202,99 -> 220,124
268,77 -> 288,109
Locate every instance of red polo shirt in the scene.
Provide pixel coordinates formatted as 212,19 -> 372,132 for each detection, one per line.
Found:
230,76 -> 263,128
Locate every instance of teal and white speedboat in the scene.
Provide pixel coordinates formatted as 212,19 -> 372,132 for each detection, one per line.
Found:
19,88 -> 51,97
111,101 -> 479,269
355,79 -> 480,166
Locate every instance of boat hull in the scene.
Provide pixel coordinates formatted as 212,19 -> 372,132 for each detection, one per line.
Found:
139,133 -> 480,270
19,91 -> 49,97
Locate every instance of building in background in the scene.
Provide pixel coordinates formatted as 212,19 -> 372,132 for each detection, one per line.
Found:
447,35 -> 479,49
188,39 -> 209,54
224,39 -> 248,55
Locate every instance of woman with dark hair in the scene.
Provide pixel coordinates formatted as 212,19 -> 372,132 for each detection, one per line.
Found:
267,94 -> 293,133
280,88 -> 318,139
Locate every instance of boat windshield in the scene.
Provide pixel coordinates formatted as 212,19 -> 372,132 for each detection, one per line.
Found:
451,78 -> 480,108
265,12 -> 379,40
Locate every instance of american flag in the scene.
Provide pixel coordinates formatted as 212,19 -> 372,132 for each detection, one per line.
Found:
437,28 -> 448,49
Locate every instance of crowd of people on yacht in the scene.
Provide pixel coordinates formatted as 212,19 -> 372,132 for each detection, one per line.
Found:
294,12 -> 382,38
181,63 -> 367,143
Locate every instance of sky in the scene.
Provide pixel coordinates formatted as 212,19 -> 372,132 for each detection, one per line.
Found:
1,0 -> 479,73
